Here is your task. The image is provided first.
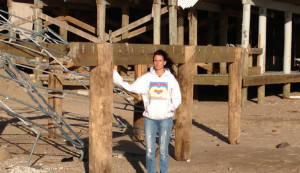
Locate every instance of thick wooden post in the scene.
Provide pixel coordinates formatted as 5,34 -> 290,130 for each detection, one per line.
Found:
96,0 -> 106,41
228,47 -> 242,144
121,5 -> 129,42
175,46 -> 195,161
130,2 -> 146,141
89,43 -> 113,173
241,46 -> 249,107
219,12 -> 228,74
241,2 -> 251,107
283,11 -> 292,98
133,65 -> 147,141
177,10 -> 184,45
188,8 -> 198,99
7,0 -> 15,42
207,12 -> 215,74
33,0 -> 43,85
120,5 -> 129,76
47,7 -> 66,139
48,59 -> 63,139
169,0 -> 177,45
153,0 -> 161,45
257,7 -> 267,104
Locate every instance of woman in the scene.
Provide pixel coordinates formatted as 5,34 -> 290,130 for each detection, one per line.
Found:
113,49 -> 182,173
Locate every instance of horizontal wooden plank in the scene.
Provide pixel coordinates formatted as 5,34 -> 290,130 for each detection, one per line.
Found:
70,42 -> 98,66
70,43 -> 185,66
113,44 -> 185,65
194,74 -> 228,85
194,46 -> 236,63
243,72 -> 300,86
70,43 -> 240,66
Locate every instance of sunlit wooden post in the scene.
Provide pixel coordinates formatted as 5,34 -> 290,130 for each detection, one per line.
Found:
257,7 -> 267,104
241,1 -> 251,107
219,11 -> 228,74
47,7 -> 67,139
70,43 -> 113,173
283,11 -> 292,98
228,47 -> 242,144
175,46 -> 195,161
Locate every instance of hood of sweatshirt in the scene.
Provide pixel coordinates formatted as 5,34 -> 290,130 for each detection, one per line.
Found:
149,67 -> 171,78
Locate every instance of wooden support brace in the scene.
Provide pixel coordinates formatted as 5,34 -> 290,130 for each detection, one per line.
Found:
37,12 -> 104,43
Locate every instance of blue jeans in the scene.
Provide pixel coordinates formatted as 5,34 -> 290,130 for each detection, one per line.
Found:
144,117 -> 173,173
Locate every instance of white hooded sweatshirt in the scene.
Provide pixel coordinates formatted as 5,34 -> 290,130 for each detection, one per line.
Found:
113,67 -> 182,120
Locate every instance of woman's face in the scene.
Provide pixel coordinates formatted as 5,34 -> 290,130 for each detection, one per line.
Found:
153,55 -> 166,71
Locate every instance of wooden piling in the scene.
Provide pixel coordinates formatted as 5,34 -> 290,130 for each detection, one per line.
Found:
257,7 -> 267,104
177,10 -> 184,45
169,0 -> 177,45
48,7 -> 66,139
188,8 -> 198,99
89,43 -> 113,173
175,46 -> 195,161
96,0 -> 106,41
133,64 -> 147,141
283,11 -> 292,98
241,2 -> 251,107
228,47 -> 242,144
33,0 -> 43,86
241,47 -> 249,107
153,0 -> 161,44
47,59 -> 63,139
219,12 -> 228,74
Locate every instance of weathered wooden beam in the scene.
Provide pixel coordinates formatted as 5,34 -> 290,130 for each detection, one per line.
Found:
194,46 -> 236,63
70,43 -> 185,66
243,73 -> 300,86
70,43 -> 238,66
44,16 -> 65,26
65,16 -> 96,33
194,75 -> 228,85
